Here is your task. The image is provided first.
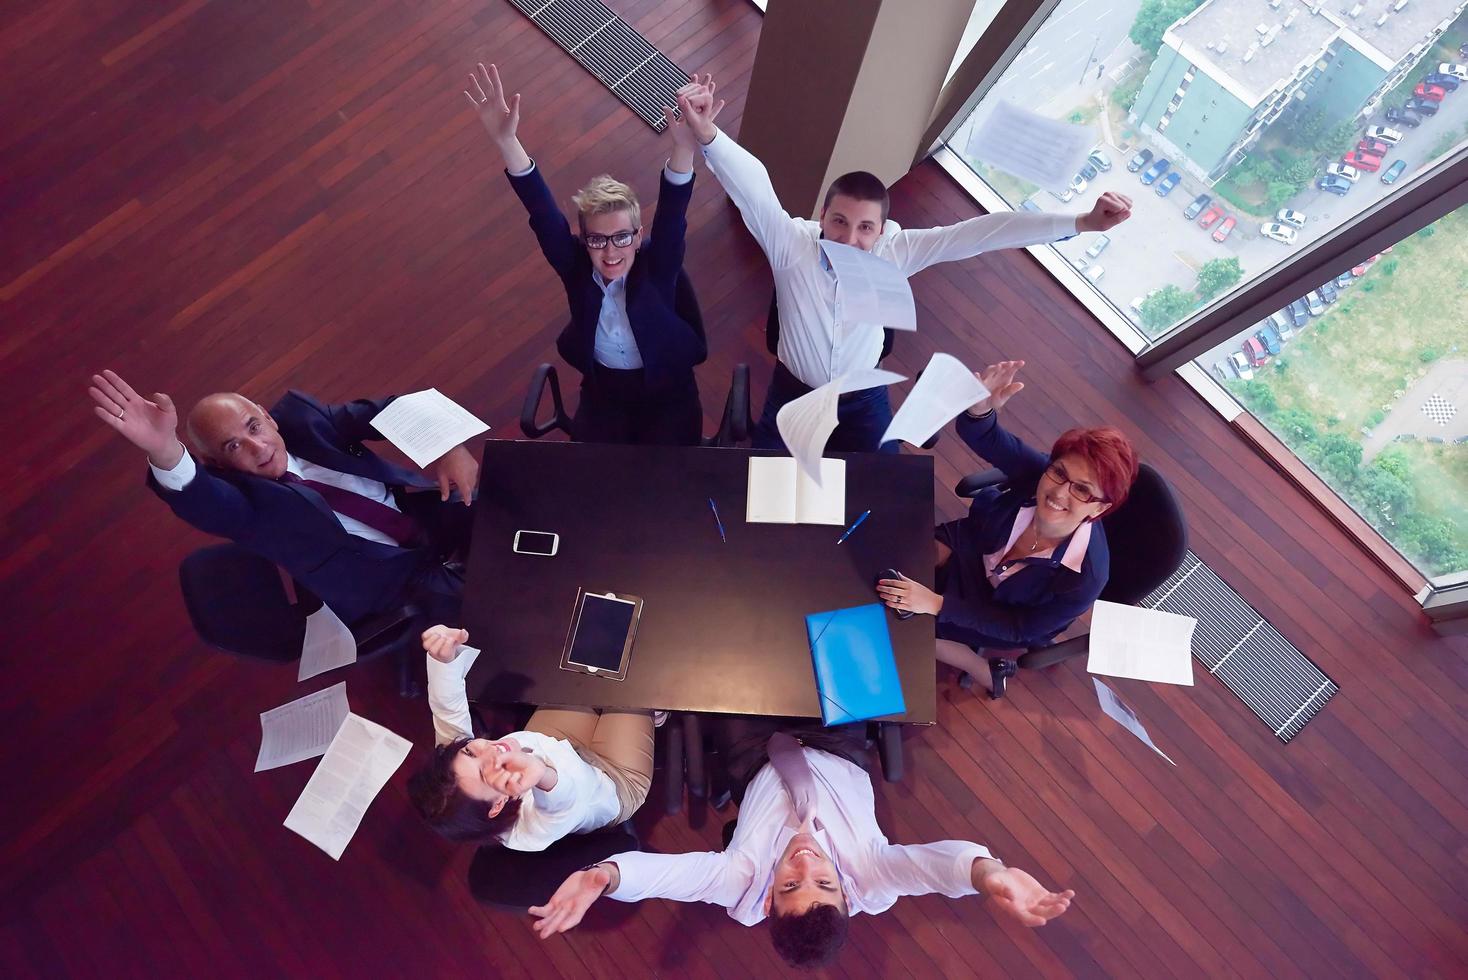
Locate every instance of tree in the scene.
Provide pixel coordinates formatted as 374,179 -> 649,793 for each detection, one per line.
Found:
1288,109 -> 1329,148
1320,120 -> 1358,158
1351,467 -> 1412,518
1373,448 -> 1411,481
1196,258 -> 1244,300
1399,514 -> 1460,567
1236,380 -> 1277,415
1266,180 -> 1297,207
1140,284 -> 1196,333
1272,408 -> 1318,445
1129,0 -> 1200,54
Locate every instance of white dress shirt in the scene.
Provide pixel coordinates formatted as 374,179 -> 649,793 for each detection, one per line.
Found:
701,130 -> 1081,387
425,648 -> 622,852
608,747 -> 991,924
149,450 -> 404,547
508,160 -> 695,371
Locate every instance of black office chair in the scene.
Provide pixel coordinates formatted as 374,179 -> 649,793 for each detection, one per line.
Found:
178,543 -> 424,697
468,820 -> 639,909
951,462 -> 1188,694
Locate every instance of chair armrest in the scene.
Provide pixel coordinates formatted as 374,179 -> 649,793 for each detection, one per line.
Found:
877,723 -> 904,783
520,363 -> 571,439
727,364 -> 750,445
954,467 -> 1006,498
682,714 -> 706,798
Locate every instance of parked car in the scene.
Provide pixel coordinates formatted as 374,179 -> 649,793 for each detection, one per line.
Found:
1228,351 -> 1254,380
1326,162 -> 1360,182
1089,148 -> 1113,172
1365,125 -> 1405,145
1071,173 -> 1089,194
1020,198 -> 1043,212
1212,215 -> 1237,243
1127,148 -> 1154,172
1335,270 -> 1356,290
1198,204 -> 1224,228
1405,96 -> 1440,116
1352,261 -> 1369,276
1211,362 -> 1230,383
1085,234 -> 1111,259
1286,298 -> 1310,327
1242,336 -> 1269,369
1413,83 -> 1446,102
1140,158 -> 1170,184
1356,138 -> 1391,157
1049,186 -> 1076,203
1260,223 -> 1297,245
1316,174 -> 1352,196
1343,151 -> 1382,172
1082,264 -> 1104,283
1319,280 -> 1338,304
1129,288 -> 1160,319
1422,72 -> 1461,92
1268,311 -> 1295,338
1184,193 -> 1211,220
1384,106 -> 1422,128
1381,159 -> 1409,185
1257,322 -> 1283,355
1276,208 -> 1307,228
1438,62 -> 1468,81
1155,171 -> 1182,196
1079,162 -> 1098,181
1305,290 -> 1326,316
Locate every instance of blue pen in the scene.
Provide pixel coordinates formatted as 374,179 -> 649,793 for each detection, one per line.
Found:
835,509 -> 871,544
707,497 -> 727,543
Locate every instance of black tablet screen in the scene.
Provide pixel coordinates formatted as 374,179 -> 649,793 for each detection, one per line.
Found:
569,595 -> 636,670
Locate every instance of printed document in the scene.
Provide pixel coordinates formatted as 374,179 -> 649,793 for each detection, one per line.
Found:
255,682 -> 350,772
965,100 -> 1093,193
776,369 -> 904,483
1093,678 -> 1177,766
819,240 -> 917,331
881,353 -> 990,447
298,603 -> 358,682
369,388 -> 489,469
1087,600 -> 1197,686
747,457 -> 846,525
283,713 -> 412,860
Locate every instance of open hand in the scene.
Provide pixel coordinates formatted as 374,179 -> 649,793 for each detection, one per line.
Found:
876,572 -> 943,616
421,624 -> 469,663
970,360 -> 1025,416
980,865 -> 1074,926
1077,191 -> 1132,233
528,866 -> 613,939
465,62 -> 520,145
675,74 -> 724,146
89,369 -> 184,467
429,444 -> 478,506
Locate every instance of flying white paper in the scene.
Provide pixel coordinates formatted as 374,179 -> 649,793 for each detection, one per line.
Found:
966,101 -> 1094,193
298,604 -> 358,682
881,353 -> 990,447
1087,600 -> 1197,686
255,682 -> 350,772
1093,677 -> 1176,766
283,713 -> 412,860
369,388 -> 489,469
819,240 -> 918,331
776,369 -> 905,484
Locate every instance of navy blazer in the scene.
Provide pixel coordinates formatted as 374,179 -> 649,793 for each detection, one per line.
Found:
148,390 -> 436,625
935,411 -> 1111,649
507,163 -> 707,393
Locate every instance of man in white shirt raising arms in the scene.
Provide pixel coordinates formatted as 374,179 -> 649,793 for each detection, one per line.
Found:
674,79 -> 1132,454
526,725 -> 1073,969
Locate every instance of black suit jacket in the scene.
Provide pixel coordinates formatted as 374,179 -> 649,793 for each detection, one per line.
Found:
148,390 -> 438,625
507,163 -> 707,393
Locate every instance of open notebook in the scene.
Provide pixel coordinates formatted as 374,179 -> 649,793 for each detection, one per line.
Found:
746,457 -> 846,525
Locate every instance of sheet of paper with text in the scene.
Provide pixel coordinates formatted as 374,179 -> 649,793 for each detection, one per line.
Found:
820,240 -> 918,331
256,682 -> 350,772
298,603 -> 359,682
965,100 -> 1094,193
283,713 -> 412,860
370,388 -> 490,469
881,353 -> 989,448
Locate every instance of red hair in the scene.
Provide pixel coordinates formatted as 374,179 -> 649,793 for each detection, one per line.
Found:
1049,426 -> 1139,513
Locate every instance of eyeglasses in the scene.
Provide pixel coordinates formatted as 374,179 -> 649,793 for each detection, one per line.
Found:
1042,461 -> 1108,504
583,228 -> 639,249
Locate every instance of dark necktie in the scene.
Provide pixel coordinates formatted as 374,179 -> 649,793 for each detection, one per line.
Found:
767,732 -> 821,830
283,472 -> 420,547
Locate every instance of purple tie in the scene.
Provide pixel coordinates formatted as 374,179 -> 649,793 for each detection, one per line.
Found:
283,473 -> 420,546
767,733 -> 821,829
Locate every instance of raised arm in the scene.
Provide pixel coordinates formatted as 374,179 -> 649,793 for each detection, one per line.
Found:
529,849 -> 745,938
422,626 -> 478,745
677,79 -> 808,270
465,62 -> 531,173
954,361 -> 1049,485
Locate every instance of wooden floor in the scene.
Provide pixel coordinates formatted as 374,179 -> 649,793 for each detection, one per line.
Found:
3,2 -> 1465,976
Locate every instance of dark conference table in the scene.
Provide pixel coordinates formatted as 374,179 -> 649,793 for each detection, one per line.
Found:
463,440 -> 936,724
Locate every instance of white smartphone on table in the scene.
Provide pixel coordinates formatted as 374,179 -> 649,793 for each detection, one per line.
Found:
513,530 -> 559,556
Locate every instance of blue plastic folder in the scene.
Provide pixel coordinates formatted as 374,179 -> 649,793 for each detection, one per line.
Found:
805,603 -> 906,725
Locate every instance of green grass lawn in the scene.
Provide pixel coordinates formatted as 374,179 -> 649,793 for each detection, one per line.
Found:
1398,440 -> 1468,530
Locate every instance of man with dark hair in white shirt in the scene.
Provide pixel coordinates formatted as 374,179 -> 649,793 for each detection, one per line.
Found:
526,725 -> 1074,969
674,79 -> 1133,454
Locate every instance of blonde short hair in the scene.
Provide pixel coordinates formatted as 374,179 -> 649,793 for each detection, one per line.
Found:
572,175 -> 640,232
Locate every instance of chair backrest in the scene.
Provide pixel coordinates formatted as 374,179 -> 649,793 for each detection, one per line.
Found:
704,363 -> 751,447
178,544 -> 306,661
766,290 -> 894,359
468,822 -> 639,909
1097,462 -> 1188,606
520,363 -> 572,439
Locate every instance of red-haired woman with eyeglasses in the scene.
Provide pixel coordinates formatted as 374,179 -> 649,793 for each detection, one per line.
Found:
876,361 -> 1138,697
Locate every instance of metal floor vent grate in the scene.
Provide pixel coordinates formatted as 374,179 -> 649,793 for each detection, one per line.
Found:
507,0 -> 690,131
1142,553 -> 1337,742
